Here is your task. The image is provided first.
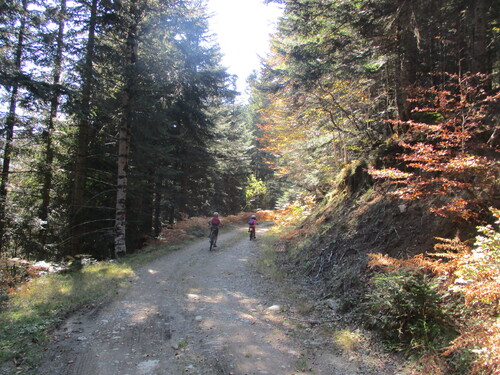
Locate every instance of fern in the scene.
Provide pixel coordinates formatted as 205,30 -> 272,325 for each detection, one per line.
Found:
368,209 -> 500,374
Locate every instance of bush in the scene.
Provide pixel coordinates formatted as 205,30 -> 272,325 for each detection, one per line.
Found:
366,208 -> 500,372
366,267 -> 454,352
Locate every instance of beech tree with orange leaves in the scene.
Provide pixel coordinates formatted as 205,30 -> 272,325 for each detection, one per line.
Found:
369,73 -> 499,221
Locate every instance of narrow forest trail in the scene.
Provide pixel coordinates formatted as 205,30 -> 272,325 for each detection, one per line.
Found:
36,226 -> 403,375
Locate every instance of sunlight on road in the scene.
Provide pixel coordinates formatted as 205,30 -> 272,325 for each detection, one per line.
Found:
121,301 -> 160,323
175,231 -> 309,375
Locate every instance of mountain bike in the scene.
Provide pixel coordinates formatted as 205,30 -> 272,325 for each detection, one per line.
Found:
209,226 -> 219,251
249,226 -> 256,240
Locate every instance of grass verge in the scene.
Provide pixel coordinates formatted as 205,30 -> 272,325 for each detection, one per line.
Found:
253,225 -> 286,282
0,261 -> 133,368
0,243 -> 183,372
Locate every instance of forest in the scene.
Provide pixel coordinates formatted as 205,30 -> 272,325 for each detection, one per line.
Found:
0,0 -> 262,261
0,0 -> 499,373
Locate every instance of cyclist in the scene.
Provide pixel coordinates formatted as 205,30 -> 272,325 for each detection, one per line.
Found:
208,212 -> 222,247
248,214 -> 257,240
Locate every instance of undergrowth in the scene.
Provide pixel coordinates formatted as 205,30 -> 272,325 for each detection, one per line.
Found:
267,185 -> 499,374
255,226 -> 286,282
334,329 -> 364,352
368,208 -> 500,374
365,267 -> 455,353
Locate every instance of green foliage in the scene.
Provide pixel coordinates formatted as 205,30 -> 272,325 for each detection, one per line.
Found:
365,208 -> 500,372
442,209 -> 500,374
364,60 -> 384,74
245,174 -> 268,209
251,1 -> 499,372
451,209 -> 500,306
334,329 -> 364,352
208,105 -> 254,214
410,111 -> 444,125
366,268 -> 454,352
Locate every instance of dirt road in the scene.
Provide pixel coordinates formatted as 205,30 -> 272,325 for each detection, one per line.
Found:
37,226 -> 402,375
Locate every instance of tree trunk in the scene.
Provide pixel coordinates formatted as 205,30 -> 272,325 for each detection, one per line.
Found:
114,95 -> 132,258
393,0 -> 418,123
142,183 -> 154,238
153,176 -> 163,237
471,0 -> 489,75
0,0 -> 28,253
168,204 -> 175,225
114,0 -> 139,258
71,0 -> 98,255
39,0 -> 67,251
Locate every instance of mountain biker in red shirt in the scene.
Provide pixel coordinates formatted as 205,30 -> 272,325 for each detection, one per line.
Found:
208,212 -> 222,247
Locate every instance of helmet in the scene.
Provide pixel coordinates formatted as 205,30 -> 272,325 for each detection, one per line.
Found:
213,212 -> 219,216
251,215 -> 256,219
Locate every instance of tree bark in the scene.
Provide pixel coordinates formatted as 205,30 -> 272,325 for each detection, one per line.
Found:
114,92 -> 132,258
0,0 -> 29,253
114,0 -> 139,258
39,0 -> 67,251
71,0 -> 98,255
471,0 -> 489,75
393,0 -> 419,123
153,177 -> 163,238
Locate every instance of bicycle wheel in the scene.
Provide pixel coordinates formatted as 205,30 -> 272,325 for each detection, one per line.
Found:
209,230 -> 215,251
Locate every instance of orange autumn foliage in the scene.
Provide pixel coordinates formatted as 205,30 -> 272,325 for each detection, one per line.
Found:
369,73 -> 499,221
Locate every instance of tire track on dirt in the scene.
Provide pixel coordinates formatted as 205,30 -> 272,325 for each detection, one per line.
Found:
36,225 -> 401,375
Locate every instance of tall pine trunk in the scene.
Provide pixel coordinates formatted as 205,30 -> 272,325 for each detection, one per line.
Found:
114,0 -> 139,258
114,113 -> 131,257
153,176 -> 163,238
0,0 -> 28,253
393,0 -> 418,123
470,0 -> 490,78
39,0 -> 66,251
71,0 -> 97,255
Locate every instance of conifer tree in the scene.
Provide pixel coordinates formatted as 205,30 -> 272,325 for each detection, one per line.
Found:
0,0 -> 29,253
70,0 -> 98,255
38,0 -> 67,251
